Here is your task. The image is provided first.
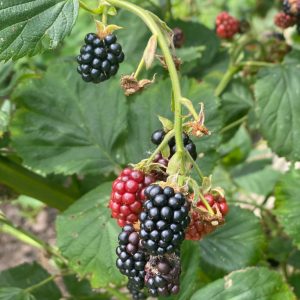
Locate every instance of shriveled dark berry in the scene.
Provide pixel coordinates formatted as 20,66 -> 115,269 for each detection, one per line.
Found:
77,33 -> 125,84
145,254 -> 181,296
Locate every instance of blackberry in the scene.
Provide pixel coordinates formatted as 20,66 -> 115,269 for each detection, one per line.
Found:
139,185 -> 190,255
151,129 -> 198,161
127,280 -> 147,300
216,12 -> 240,39
274,12 -> 296,29
172,27 -> 185,48
116,225 -> 147,293
283,0 -> 300,16
145,253 -> 181,296
77,33 -> 125,84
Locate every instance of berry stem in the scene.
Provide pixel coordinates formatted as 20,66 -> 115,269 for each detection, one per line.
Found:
184,149 -> 204,180
102,5 -> 108,26
199,192 -> 215,215
134,56 -> 145,80
25,275 -> 57,293
79,0 -> 102,14
214,65 -> 240,97
220,115 -> 248,134
105,0 -> 185,167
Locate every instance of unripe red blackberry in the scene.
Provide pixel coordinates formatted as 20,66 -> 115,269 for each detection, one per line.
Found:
172,27 -> 185,48
109,168 -> 156,227
77,33 -> 125,83
216,12 -> 240,39
139,185 -> 190,255
274,12 -> 296,28
185,193 -> 228,241
116,225 -> 148,294
145,254 -> 181,297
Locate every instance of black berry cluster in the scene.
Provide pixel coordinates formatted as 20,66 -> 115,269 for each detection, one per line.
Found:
77,33 -> 124,83
139,185 -> 190,255
145,254 -> 181,297
151,129 -> 198,160
116,225 -> 147,298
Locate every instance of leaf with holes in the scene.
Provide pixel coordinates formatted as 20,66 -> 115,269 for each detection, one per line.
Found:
0,0 -> 78,61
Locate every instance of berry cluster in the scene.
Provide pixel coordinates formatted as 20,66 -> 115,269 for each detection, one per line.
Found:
139,185 -> 190,255
151,129 -> 198,160
185,193 -> 229,241
77,33 -> 124,83
109,168 -> 156,227
145,254 -> 181,297
116,225 -> 147,299
172,27 -> 185,48
216,12 -> 240,39
274,12 -> 297,28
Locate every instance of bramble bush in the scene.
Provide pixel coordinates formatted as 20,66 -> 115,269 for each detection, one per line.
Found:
0,0 -> 300,299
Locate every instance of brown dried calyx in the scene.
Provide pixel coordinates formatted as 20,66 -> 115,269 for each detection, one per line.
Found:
156,55 -> 181,71
120,74 -> 155,96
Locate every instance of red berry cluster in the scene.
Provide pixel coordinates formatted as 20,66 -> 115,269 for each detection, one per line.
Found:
274,12 -> 297,29
216,12 -> 240,39
185,193 -> 229,241
109,168 -> 156,227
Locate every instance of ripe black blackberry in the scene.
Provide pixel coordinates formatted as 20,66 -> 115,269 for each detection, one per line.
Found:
116,225 -> 147,294
127,280 -> 147,300
139,185 -> 190,255
151,129 -> 198,160
77,33 -> 125,83
145,253 -> 181,297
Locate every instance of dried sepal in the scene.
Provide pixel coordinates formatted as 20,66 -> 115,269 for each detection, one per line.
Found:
143,35 -> 158,69
187,103 -> 211,137
156,55 -> 182,71
120,74 -> 155,96
95,21 -> 123,39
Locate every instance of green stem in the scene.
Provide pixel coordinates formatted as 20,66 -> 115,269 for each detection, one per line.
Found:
102,5 -> 108,25
0,156 -> 77,211
185,149 -> 204,181
215,65 -> 241,97
134,57 -> 145,80
25,275 -> 56,293
199,192 -> 214,215
79,1 -> 102,14
147,130 -> 174,163
239,61 -> 275,68
106,0 -> 185,170
0,213 -> 68,264
106,286 -> 131,300
220,115 -> 248,134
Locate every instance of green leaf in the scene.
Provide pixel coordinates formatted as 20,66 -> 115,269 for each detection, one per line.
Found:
11,62 -> 127,175
0,262 -> 61,300
199,206 -> 265,278
191,267 -> 296,300
0,0 -> 78,61
255,65 -> 300,161
233,164 -> 280,196
221,79 -> 253,140
0,288 -> 35,300
56,182 -> 124,288
274,170 -> 300,249
289,274 -> 300,298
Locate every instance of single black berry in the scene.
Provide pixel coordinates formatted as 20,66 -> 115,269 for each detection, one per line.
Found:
77,33 -> 125,84
151,129 -> 166,145
139,185 -> 190,255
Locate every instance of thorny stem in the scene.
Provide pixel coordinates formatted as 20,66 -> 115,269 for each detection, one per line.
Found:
105,0 -> 185,173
